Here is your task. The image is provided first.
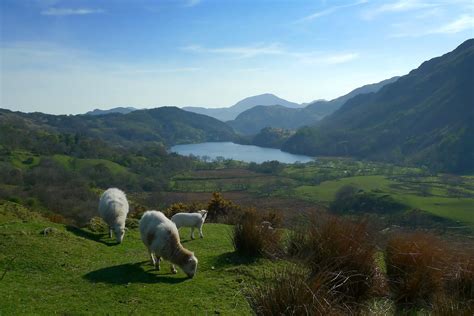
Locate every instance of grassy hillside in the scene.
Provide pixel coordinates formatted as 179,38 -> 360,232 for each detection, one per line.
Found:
0,201 -> 279,315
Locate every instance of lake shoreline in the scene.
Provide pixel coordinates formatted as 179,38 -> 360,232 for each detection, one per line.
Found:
170,142 -> 314,164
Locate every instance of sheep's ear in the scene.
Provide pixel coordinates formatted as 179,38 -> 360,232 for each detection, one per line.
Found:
124,227 -> 129,231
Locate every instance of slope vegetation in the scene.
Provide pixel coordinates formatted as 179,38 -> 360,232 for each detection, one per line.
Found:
0,106 -> 236,147
283,39 -> 474,173
229,77 -> 399,135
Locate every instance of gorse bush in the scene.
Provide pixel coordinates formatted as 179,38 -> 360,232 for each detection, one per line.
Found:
232,209 -> 281,258
385,233 -> 446,309
207,192 -> 241,223
163,202 -> 207,218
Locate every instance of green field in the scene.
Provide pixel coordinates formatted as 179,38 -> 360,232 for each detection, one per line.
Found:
170,161 -> 474,227
292,175 -> 474,225
0,201 -> 277,315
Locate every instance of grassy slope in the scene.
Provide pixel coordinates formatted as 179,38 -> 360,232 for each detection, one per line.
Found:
53,154 -> 131,175
0,202 -> 275,315
293,175 -> 474,225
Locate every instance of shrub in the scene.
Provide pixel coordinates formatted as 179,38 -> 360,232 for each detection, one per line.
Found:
232,209 -> 281,258
207,192 -> 241,223
385,233 -> 446,309
87,216 -> 108,232
164,202 -> 207,218
330,190 -> 406,214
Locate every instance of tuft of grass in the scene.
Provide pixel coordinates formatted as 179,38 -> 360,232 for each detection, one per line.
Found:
287,216 -> 378,306
246,266 -> 349,316
306,217 -> 377,303
385,232 -> 446,309
232,209 -> 282,258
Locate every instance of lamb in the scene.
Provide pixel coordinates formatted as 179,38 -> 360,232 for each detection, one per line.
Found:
139,210 -> 198,278
171,210 -> 208,239
98,188 -> 129,244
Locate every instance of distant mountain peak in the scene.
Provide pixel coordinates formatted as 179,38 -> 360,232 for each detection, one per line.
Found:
232,93 -> 301,110
85,107 -> 138,116
182,93 -> 303,121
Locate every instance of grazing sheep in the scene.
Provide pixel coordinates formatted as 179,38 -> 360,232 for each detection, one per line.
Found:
260,221 -> 274,230
171,210 -> 208,239
140,210 -> 198,278
98,188 -> 129,244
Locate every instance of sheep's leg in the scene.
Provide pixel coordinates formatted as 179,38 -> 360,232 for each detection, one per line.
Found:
199,224 -> 204,238
109,227 -> 113,239
155,256 -> 161,271
190,227 -> 195,240
149,250 -> 156,267
170,264 -> 177,274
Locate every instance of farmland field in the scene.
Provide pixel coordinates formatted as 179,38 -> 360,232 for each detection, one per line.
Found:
169,160 -> 474,227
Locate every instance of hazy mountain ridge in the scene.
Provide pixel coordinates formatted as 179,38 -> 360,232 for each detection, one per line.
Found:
282,39 -> 474,173
183,93 -> 302,121
85,107 -> 139,116
229,77 -> 399,135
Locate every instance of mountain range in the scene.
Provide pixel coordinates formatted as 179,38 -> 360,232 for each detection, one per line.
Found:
3,39 -> 472,174
282,39 -> 474,173
183,93 -> 303,121
85,107 -> 138,116
228,76 -> 399,135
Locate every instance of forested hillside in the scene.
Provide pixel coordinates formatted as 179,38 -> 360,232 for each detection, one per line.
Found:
283,39 -> 474,173
1,106 -> 236,147
228,77 -> 399,135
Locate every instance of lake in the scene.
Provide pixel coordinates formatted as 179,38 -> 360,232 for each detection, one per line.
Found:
170,142 -> 313,164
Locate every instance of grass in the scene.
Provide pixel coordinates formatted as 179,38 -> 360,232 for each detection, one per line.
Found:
385,233 -> 446,309
52,154 -> 131,175
9,151 -> 41,169
0,202 -> 280,315
292,174 -> 474,226
170,159 -> 474,226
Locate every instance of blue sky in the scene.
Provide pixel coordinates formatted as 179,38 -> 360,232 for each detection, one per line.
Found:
1,0 -> 473,114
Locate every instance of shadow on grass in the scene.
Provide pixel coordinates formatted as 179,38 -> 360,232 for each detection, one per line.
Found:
211,251 -> 258,268
66,226 -> 117,247
83,261 -> 188,284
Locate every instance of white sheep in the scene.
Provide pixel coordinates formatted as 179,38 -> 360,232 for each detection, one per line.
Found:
171,210 -> 208,239
98,188 -> 129,243
139,210 -> 198,278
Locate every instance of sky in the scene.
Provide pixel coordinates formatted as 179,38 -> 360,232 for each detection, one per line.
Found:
0,0 -> 473,115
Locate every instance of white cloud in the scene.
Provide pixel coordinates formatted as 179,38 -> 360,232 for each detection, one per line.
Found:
392,14 -> 474,37
297,0 -> 368,22
182,43 -> 359,65
41,8 -> 104,16
295,52 -> 360,65
435,14 -> 474,34
182,43 -> 285,58
363,0 -> 438,20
